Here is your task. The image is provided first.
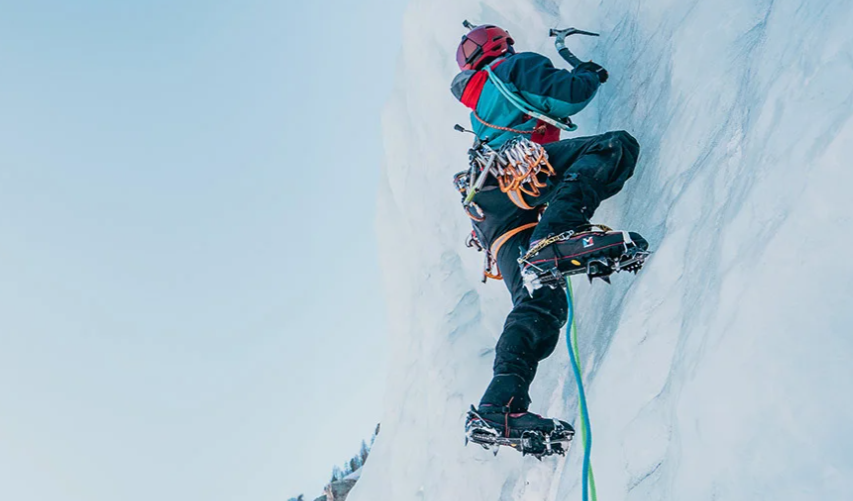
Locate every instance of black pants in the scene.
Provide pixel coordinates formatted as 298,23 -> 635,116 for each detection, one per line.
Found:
474,130 -> 640,412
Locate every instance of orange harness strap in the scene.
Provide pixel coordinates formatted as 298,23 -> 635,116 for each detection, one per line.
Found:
506,190 -> 534,210
483,222 -> 540,281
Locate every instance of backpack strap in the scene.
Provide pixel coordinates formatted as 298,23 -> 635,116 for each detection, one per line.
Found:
485,66 -> 578,132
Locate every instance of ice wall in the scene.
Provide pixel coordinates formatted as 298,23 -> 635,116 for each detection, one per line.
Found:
351,0 -> 853,499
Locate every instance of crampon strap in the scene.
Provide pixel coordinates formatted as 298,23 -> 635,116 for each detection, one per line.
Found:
519,224 -> 615,264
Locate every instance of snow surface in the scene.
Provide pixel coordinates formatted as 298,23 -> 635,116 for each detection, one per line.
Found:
351,0 -> 853,499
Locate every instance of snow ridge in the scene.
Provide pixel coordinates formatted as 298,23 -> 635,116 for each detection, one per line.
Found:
353,0 -> 853,499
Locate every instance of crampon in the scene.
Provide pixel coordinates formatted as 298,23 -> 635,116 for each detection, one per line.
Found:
464,406 -> 574,459
519,225 -> 650,294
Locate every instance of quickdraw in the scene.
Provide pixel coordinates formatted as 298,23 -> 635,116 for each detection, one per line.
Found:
497,136 -> 555,206
453,171 -> 485,222
454,136 -> 556,213
465,221 -> 541,283
466,230 -> 502,282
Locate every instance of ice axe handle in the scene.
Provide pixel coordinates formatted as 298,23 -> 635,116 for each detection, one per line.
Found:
549,28 -> 600,68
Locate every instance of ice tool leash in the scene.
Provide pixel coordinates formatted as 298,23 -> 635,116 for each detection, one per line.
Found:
566,277 -> 598,501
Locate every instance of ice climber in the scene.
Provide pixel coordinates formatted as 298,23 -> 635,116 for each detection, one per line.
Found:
451,24 -> 649,454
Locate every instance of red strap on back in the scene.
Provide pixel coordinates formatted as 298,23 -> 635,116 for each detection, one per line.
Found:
461,59 -> 508,110
461,71 -> 488,110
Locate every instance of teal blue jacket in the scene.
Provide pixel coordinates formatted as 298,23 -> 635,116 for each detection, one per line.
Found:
451,52 -> 601,146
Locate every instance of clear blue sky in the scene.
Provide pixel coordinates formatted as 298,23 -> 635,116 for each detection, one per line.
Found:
0,1 -> 405,500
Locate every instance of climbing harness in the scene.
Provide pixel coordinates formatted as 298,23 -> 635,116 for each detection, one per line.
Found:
490,222 -> 539,265
453,134 -> 556,282
566,277 -> 598,501
465,221 -> 540,283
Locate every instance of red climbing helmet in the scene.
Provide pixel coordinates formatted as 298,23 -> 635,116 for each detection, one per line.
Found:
456,25 -> 515,71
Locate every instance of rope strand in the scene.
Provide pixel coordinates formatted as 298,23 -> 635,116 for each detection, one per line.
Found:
472,109 -> 547,135
566,278 -> 598,501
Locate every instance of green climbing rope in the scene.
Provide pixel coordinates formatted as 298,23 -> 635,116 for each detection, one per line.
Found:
566,278 -> 598,501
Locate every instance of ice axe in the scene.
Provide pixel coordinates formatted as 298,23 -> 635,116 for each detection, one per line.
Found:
549,27 -> 599,68
462,21 -> 599,68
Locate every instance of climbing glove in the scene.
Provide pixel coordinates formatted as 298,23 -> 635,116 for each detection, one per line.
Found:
576,61 -> 609,83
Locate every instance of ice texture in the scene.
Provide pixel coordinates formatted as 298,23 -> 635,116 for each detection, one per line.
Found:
352,0 -> 853,499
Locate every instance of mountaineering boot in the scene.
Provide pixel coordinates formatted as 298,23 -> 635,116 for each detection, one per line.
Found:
471,405 -> 574,436
518,224 -> 650,293
465,405 -> 574,458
